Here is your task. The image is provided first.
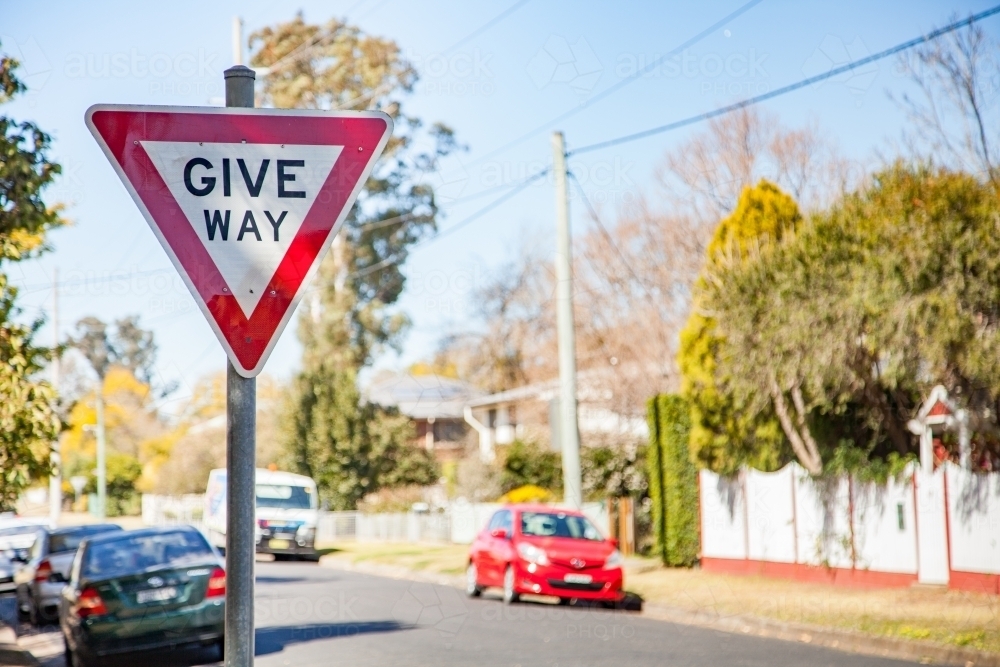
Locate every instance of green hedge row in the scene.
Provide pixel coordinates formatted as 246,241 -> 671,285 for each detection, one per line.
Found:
646,394 -> 699,567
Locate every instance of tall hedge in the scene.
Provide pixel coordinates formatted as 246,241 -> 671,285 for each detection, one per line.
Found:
646,394 -> 699,566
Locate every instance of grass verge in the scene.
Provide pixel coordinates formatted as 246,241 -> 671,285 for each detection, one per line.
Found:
317,541 -> 469,576
626,563 -> 1000,654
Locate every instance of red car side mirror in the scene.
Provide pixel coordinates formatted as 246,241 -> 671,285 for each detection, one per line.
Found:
609,538 -> 619,548
490,528 -> 509,539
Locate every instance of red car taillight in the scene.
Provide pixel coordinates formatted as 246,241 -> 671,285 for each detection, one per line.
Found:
34,559 -> 53,583
76,587 -> 108,618
206,567 -> 226,598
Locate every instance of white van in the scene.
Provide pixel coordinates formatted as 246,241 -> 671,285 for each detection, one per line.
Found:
204,468 -> 320,561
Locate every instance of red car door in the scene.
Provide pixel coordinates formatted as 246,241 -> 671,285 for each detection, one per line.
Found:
492,510 -> 516,584
473,512 -> 500,585
480,509 -> 512,586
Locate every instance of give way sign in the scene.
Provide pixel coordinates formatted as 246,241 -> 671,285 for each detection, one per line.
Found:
86,105 -> 393,377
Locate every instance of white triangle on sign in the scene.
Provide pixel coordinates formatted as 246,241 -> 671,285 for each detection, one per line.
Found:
142,141 -> 344,317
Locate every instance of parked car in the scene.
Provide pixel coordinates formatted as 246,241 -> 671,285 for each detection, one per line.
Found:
467,504 -> 624,605
0,519 -> 48,568
60,526 -> 225,667
15,524 -> 122,625
0,551 -> 17,595
0,522 -> 49,592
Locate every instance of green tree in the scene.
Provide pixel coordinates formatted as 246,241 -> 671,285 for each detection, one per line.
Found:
282,364 -> 437,509
678,181 -> 800,473
82,452 -> 142,517
0,44 -> 63,510
705,164 -> 1000,473
252,15 -> 458,507
499,441 -> 562,494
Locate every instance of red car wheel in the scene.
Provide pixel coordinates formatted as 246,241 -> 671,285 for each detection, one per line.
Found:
466,562 -> 482,598
502,565 -> 519,605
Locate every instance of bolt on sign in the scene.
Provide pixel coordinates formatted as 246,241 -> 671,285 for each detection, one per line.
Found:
86,105 -> 393,376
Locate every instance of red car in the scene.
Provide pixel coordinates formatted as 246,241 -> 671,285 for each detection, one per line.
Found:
467,504 -> 624,605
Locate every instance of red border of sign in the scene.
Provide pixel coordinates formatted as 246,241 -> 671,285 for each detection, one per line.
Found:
85,105 -> 392,377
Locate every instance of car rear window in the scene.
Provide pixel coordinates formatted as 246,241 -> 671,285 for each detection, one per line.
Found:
50,526 -> 120,554
82,531 -> 214,578
0,526 -> 41,551
520,512 -> 603,541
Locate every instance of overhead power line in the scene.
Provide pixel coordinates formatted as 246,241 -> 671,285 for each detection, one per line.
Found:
567,171 -> 652,296
350,167 -> 550,279
569,4 -> 1000,156
462,0 -> 765,168
443,0 -> 534,55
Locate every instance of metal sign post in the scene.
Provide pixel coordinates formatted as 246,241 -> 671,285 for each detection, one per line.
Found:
223,65 -> 257,667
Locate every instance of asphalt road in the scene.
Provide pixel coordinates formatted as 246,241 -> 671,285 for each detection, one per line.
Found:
8,561 -> 918,667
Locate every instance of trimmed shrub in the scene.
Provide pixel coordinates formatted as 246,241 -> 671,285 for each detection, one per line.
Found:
647,394 -> 699,566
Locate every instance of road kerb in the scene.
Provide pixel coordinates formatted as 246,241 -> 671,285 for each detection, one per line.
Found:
319,554 -> 999,666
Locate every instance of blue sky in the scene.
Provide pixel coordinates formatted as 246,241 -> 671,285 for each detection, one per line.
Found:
4,0 -> 998,409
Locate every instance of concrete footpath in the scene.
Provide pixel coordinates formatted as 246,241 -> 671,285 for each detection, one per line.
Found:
318,554 -> 1000,667
0,623 -> 40,667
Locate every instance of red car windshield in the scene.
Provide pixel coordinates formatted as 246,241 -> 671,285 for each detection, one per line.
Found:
520,512 -> 603,541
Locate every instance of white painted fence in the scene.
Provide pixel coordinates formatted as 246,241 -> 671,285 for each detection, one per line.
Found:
699,462 -> 1000,593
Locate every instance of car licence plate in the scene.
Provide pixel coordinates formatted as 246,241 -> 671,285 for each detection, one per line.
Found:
564,574 -> 593,584
269,539 -> 290,550
136,586 -> 178,604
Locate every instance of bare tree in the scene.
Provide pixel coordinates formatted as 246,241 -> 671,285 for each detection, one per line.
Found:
573,198 -> 707,414
894,22 -> 1000,185
436,237 -> 558,394
657,107 -> 849,221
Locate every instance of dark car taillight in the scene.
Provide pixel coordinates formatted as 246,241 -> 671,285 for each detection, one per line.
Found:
206,567 -> 226,598
76,587 -> 108,618
34,558 -> 53,583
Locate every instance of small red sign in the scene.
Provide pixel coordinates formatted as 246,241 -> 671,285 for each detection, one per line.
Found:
86,105 -> 392,377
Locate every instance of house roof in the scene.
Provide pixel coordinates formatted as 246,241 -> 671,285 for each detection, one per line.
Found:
367,374 -> 482,420
465,379 -> 559,408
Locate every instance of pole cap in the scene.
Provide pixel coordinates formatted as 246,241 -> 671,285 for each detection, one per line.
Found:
224,65 -> 256,80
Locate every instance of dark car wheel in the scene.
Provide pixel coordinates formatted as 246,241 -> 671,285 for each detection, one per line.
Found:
16,589 -> 30,623
465,562 -> 482,598
502,565 -> 519,605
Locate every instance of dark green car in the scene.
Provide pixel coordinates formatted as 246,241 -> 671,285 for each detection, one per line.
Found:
60,526 -> 225,667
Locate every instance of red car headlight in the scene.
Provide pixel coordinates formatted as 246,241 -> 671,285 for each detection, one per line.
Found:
516,542 -> 550,566
603,549 -> 624,570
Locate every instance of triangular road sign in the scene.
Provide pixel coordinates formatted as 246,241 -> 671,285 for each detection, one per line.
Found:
86,105 -> 393,377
